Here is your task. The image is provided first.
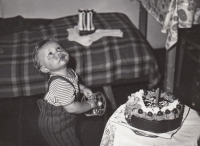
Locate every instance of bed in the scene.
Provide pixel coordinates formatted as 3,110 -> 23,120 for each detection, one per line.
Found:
0,12 -> 161,109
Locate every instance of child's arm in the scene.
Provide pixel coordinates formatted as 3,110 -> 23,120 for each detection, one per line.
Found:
79,84 -> 93,97
63,84 -> 95,114
63,99 -> 96,114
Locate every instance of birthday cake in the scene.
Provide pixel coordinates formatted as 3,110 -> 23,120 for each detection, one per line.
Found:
124,89 -> 184,133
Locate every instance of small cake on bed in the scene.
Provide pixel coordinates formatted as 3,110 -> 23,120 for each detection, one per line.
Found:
124,89 -> 184,133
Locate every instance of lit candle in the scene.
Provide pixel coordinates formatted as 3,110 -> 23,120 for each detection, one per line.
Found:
155,88 -> 160,106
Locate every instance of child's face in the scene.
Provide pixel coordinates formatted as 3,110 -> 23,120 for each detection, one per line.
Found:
38,41 -> 69,73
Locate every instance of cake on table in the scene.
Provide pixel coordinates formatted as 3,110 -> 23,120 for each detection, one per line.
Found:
124,89 -> 184,133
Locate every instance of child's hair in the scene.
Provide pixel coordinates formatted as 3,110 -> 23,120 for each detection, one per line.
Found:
32,36 -> 56,77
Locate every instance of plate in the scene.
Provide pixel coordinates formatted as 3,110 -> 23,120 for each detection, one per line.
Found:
132,130 -> 158,138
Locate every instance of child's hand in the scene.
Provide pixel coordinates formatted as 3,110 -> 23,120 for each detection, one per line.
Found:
82,87 -> 93,97
87,99 -> 97,109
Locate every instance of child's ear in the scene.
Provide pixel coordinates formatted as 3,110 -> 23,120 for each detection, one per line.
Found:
40,66 -> 50,73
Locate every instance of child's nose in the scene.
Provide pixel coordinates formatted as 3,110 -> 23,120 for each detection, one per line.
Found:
53,52 -> 61,59
57,51 -> 62,56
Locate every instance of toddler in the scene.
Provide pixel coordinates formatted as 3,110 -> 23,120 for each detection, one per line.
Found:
32,36 -> 97,146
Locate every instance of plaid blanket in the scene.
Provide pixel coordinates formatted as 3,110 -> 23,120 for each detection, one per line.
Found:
0,12 -> 161,98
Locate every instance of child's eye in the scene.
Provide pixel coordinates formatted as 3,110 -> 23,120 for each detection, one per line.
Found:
56,47 -> 61,51
47,52 -> 53,59
48,52 -> 53,56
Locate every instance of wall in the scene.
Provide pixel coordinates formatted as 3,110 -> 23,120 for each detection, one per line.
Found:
1,0 -> 167,49
0,0 -> 3,17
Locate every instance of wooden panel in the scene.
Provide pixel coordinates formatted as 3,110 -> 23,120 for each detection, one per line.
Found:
103,86 -> 117,110
164,46 -> 177,93
139,3 -> 148,38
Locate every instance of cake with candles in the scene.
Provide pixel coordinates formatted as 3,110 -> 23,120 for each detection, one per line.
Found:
124,89 -> 184,133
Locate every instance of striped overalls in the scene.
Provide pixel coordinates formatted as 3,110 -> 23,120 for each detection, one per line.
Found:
37,76 -> 81,146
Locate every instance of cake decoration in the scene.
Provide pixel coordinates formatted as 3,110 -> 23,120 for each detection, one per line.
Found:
124,89 -> 184,133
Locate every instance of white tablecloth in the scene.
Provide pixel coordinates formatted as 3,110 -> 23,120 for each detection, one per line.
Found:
100,104 -> 200,146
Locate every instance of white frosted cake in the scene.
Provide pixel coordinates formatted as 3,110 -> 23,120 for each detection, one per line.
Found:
124,89 -> 184,133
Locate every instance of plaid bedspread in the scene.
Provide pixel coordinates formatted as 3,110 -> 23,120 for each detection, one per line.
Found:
0,12 -> 161,98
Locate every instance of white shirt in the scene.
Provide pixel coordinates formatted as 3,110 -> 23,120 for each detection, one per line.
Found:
44,69 -> 79,106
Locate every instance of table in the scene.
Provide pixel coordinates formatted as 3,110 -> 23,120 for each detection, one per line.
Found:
100,104 -> 200,146
136,0 -> 200,92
